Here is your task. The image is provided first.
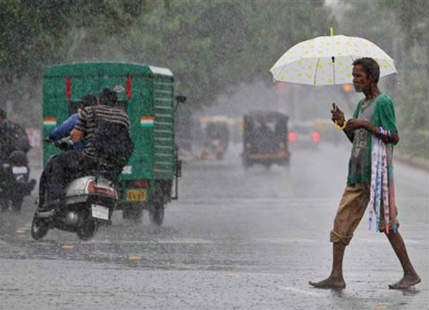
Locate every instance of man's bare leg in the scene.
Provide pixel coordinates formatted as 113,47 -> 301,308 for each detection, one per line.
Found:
309,242 -> 346,289
386,231 -> 421,289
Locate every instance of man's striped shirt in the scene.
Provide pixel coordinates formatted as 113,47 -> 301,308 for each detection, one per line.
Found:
74,105 -> 130,163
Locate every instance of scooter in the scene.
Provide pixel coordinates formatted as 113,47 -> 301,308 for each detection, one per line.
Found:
31,138 -> 118,240
0,150 -> 36,213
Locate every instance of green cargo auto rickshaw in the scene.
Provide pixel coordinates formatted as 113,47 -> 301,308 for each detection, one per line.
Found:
42,62 -> 185,225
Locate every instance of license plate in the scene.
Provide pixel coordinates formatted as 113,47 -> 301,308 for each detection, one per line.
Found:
12,166 -> 28,174
126,189 -> 147,201
91,204 -> 109,220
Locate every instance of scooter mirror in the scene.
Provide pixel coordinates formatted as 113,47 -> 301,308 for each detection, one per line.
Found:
175,95 -> 187,103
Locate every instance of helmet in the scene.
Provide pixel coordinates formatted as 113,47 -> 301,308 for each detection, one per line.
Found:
0,108 -> 6,120
8,150 -> 28,165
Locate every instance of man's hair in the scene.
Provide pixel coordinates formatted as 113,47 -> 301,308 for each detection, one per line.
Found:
99,88 -> 118,106
352,57 -> 380,83
0,108 -> 6,120
81,94 -> 97,108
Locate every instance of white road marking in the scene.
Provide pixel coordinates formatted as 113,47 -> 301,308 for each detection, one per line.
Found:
179,197 -> 336,204
277,285 -> 325,297
355,238 -> 421,244
254,238 -> 317,244
157,238 -> 215,244
85,239 -> 215,245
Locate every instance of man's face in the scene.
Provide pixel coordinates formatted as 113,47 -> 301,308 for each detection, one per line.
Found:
352,64 -> 371,92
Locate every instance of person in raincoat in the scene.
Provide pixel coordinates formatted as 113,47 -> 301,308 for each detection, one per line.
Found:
0,108 -> 30,161
309,57 -> 420,290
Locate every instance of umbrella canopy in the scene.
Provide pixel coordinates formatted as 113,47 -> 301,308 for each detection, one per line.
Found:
270,35 -> 397,86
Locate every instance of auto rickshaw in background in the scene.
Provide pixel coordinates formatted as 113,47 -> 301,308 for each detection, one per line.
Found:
288,121 -> 321,149
315,118 -> 341,145
42,62 -> 185,225
242,111 -> 290,169
199,116 -> 231,160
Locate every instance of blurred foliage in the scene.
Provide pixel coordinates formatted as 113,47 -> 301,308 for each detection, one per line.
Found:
338,0 -> 428,158
123,0 -> 335,108
382,0 -> 428,45
380,0 -> 428,158
0,0 -> 427,159
0,0 -> 159,125
0,0 -> 334,125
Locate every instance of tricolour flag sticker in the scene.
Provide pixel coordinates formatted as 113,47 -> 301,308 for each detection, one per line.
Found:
140,116 -> 154,127
43,117 -> 57,127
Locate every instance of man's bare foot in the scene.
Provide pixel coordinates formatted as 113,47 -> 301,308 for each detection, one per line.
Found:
309,277 -> 346,289
388,274 -> 421,289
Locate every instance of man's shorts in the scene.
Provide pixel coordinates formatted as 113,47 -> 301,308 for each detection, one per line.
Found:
330,183 -> 399,246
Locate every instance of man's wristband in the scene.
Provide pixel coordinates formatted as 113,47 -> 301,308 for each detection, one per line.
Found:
379,127 -> 391,137
334,120 -> 347,130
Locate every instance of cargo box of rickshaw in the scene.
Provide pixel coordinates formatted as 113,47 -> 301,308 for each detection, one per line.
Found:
42,62 -> 183,224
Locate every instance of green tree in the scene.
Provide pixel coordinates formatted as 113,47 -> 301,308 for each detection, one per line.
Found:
123,0 -> 335,109
337,0 -> 428,157
0,0 -> 157,124
1,0 -> 336,125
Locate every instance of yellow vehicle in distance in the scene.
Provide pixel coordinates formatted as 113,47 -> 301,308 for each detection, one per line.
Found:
199,116 -> 232,160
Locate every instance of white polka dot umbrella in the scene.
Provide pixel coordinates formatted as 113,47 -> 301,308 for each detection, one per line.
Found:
270,35 -> 397,86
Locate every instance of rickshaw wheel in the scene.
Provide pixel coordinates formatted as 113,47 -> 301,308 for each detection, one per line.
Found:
122,205 -> 143,223
149,201 -> 164,226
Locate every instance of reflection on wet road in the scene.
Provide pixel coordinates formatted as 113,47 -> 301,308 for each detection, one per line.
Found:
0,143 -> 428,309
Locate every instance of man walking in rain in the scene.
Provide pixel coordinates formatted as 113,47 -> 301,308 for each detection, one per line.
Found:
309,57 -> 420,290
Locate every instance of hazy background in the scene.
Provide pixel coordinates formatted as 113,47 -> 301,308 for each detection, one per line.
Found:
0,0 -> 427,157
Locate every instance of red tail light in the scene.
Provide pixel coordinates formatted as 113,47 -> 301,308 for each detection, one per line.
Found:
126,75 -> 132,99
289,132 -> 296,142
86,180 -> 117,198
13,162 -> 27,167
130,180 -> 149,188
312,131 -> 320,142
66,77 -> 71,99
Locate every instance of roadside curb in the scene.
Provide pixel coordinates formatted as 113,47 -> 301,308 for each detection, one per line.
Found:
328,142 -> 429,171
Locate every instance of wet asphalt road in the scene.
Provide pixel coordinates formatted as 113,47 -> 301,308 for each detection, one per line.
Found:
0,143 -> 428,310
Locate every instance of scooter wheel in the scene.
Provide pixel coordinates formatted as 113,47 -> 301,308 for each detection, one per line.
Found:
77,219 -> 97,241
31,215 -> 49,240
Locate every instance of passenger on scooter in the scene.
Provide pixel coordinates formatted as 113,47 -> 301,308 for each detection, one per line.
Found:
70,88 -> 133,180
37,89 -> 131,212
38,94 -> 98,209
46,94 -> 97,151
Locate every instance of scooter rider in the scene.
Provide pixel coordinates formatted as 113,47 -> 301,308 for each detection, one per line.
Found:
37,88 -> 130,212
38,94 -> 97,210
0,108 -> 35,212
